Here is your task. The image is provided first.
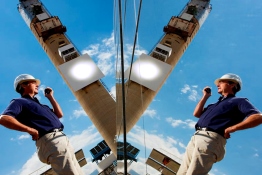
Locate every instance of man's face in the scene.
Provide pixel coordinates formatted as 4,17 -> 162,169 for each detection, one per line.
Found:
22,80 -> 39,95
217,80 -> 235,94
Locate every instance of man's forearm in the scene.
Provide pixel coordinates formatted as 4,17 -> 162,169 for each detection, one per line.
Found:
233,113 -> 262,131
0,115 -> 39,140
193,96 -> 209,117
0,115 -> 32,132
48,97 -> 63,118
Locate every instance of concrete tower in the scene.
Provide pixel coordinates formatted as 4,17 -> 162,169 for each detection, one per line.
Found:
116,0 -> 212,135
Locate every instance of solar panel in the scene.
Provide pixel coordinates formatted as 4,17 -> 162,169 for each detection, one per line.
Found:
130,148 -> 139,155
98,142 -> 106,149
117,142 -> 124,148
95,145 -> 102,152
146,158 -> 176,175
146,148 -> 180,174
78,158 -> 87,167
90,148 -> 97,155
102,140 -> 108,146
126,145 -> 133,152
75,149 -> 85,161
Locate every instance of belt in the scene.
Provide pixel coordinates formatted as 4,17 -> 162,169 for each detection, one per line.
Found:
196,127 -> 224,137
39,128 -> 63,139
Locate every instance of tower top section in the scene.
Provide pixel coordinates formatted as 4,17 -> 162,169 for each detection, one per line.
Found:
179,0 -> 212,27
18,0 -> 51,27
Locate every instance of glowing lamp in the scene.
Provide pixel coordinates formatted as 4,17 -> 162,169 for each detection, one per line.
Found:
124,53 -> 172,91
58,54 -> 104,91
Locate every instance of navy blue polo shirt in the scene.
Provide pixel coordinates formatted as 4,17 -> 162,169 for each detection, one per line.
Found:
196,94 -> 260,136
2,95 -> 64,137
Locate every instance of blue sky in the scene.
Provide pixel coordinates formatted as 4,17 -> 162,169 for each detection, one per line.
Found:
1,0 -> 262,174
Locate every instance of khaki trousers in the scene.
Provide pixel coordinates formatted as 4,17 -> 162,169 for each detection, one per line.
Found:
177,130 -> 226,175
36,131 -> 84,175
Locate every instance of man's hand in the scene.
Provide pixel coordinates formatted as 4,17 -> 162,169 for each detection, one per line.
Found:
224,126 -> 236,139
27,127 -> 39,140
203,86 -> 212,97
44,87 -> 53,98
193,86 -> 212,118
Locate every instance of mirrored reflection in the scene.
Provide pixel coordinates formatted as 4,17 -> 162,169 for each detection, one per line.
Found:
115,0 -> 211,174
3,0 -> 260,174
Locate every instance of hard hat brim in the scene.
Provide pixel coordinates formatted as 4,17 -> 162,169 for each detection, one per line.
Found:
18,79 -> 41,86
214,78 -> 239,86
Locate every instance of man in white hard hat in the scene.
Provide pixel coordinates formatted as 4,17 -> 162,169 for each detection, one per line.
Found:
0,74 -> 84,175
177,73 -> 262,175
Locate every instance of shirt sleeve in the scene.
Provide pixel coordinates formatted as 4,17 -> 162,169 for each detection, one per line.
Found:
238,98 -> 260,117
1,99 -> 23,118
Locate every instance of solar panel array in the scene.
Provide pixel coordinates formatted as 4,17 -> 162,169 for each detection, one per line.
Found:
90,140 -> 111,162
117,142 -> 140,162
146,148 -> 180,175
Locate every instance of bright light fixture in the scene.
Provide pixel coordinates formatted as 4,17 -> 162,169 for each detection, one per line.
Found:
124,53 -> 172,91
70,61 -> 94,80
58,54 -> 104,91
134,61 -> 160,80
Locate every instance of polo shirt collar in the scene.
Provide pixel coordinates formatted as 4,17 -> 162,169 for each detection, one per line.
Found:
22,94 -> 40,103
218,94 -> 235,101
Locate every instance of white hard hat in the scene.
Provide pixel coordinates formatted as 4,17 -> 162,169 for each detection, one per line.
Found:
14,74 -> 40,92
214,73 -> 242,91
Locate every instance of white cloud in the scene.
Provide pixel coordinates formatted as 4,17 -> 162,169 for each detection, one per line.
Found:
126,43 -> 147,56
10,134 -> 31,141
178,142 -> 186,148
70,108 -> 87,119
18,134 -> 30,140
181,84 -> 190,93
166,118 -> 184,127
188,89 -> 198,101
185,119 -> 196,129
166,117 -> 196,129
35,94 -> 41,101
210,168 -> 227,175
102,33 -> 114,47
180,84 -> 200,102
19,153 -> 46,175
97,57 -> 114,76
128,125 -> 184,160
81,32 -> 148,76
82,44 -> 99,56
38,85 -> 45,91
81,34 -> 115,76
125,126 -> 188,174
129,157 -> 162,175
143,108 -> 157,118
68,125 -> 101,151
110,85 -> 116,98
81,160 -> 99,175
36,84 -> 53,101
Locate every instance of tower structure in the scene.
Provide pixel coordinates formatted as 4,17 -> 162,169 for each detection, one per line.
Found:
17,0 -> 212,158
116,0 -> 212,134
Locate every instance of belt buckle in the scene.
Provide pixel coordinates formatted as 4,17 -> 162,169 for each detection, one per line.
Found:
53,128 -> 60,132
202,127 -> 208,131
